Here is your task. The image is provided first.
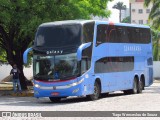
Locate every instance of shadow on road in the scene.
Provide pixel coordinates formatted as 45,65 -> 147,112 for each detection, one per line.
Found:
0,92 -> 125,106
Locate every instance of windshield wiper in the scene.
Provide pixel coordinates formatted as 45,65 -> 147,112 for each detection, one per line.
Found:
60,74 -> 77,80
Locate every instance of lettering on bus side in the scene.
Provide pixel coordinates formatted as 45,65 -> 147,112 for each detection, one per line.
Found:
124,45 -> 142,52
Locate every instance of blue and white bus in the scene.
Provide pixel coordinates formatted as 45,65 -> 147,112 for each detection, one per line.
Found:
24,20 -> 153,102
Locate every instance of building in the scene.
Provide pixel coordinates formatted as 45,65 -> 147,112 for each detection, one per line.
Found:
130,0 -> 152,24
121,8 -> 130,21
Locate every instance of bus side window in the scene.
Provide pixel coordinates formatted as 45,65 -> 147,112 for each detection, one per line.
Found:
81,59 -> 87,74
81,58 -> 91,75
96,24 -> 107,45
83,22 -> 95,43
115,26 -> 129,43
108,29 -> 116,42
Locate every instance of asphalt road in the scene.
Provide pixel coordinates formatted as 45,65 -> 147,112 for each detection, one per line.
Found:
0,81 -> 160,120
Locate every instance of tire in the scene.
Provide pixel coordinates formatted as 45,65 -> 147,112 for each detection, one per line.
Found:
137,80 -> 143,93
142,80 -> 145,90
142,83 -> 145,90
87,82 -> 101,100
49,97 -> 61,103
131,77 -> 138,94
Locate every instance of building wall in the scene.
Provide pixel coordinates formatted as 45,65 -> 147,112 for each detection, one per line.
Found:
130,0 -> 152,24
153,61 -> 160,79
121,8 -> 130,21
0,64 -> 33,82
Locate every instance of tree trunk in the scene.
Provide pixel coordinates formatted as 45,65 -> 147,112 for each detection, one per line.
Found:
13,50 -> 28,90
17,62 -> 28,90
119,10 -> 122,23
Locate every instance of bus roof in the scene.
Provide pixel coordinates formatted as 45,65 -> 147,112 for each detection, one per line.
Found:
95,20 -> 150,29
39,20 -> 150,29
39,20 -> 95,27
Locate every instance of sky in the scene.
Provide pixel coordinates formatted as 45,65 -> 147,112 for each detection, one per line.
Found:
108,0 -> 129,23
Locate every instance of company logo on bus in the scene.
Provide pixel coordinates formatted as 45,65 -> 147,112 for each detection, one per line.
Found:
124,45 -> 142,52
46,50 -> 63,55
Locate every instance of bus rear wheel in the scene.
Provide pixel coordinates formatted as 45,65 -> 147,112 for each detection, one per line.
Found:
131,77 -> 138,94
49,97 -> 61,103
137,80 -> 143,93
124,77 -> 138,95
87,82 -> 100,100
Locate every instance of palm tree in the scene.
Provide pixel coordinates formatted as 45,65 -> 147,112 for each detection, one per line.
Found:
112,2 -> 126,22
144,0 -> 160,28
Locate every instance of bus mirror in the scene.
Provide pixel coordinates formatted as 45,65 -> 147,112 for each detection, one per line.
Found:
23,47 -> 33,64
77,42 -> 91,61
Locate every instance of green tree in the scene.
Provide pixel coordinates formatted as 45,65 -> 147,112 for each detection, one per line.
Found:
151,28 -> 160,61
112,2 -> 126,22
0,0 -> 111,89
144,0 -> 160,28
0,47 -> 7,64
122,16 -> 130,23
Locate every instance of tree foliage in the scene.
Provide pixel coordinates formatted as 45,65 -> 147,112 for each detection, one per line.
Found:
122,16 -> 130,23
0,0 -> 111,89
151,27 -> 160,61
144,0 -> 160,60
112,2 -> 126,22
144,0 -> 160,28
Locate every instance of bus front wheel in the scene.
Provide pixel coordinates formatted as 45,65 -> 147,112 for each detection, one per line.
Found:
87,82 -> 101,100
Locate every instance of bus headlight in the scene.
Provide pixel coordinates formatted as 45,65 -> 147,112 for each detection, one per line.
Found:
34,84 -> 40,88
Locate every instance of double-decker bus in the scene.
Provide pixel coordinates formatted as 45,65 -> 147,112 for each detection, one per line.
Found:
23,20 -> 153,102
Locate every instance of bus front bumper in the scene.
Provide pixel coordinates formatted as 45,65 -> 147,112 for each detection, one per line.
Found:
33,78 -> 85,98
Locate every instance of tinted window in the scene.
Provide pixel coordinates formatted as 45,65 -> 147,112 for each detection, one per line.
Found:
95,56 -> 134,73
96,24 -> 115,44
116,26 -> 129,43
127,27 -> 151,43
96,24 -> 151,45
82,45 -> 92,70
35,24 -> 82,48
83,22 -> 95,43
82,22 -> 94,70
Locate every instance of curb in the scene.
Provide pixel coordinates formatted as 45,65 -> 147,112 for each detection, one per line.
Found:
0,83 -> 34,97
0,91 -> 34,97
11,92 -> 34,97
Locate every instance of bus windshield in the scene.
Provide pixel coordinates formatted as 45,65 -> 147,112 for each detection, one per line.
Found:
33,53 -> 79,80
35,24 -> 82,48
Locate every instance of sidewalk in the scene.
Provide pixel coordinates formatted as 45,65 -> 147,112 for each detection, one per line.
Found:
0,82 -> 34,97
